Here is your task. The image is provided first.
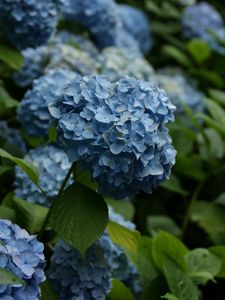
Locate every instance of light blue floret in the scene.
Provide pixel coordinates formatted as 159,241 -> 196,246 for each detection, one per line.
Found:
119,4 -> 152,54
17,69 -> 77,138
0,0 -> 59,49
15,145 -> 72,207
49,75 -> 176,199
0,219 -> 45,299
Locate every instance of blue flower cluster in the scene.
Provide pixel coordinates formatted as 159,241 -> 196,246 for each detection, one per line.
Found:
17,69 -> 77,138
48,239 -> 112,300
119,4 -> 152,54
49,75 -> 176,199
155,68 -> 205,116
15,145 -> 72,207
0,120 -> 26,153
97,47 -> 154,82
0,219 -> 45,299
182,2 -> 225,53
0,0 -> 59,49
61,0 -> 150,55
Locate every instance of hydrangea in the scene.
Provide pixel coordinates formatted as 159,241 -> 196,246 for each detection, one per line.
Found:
17,69 -> 77,138
97,47 -> 154,82
182,2 -> 224,41
154,68 -> 205,115
61,0 -> 141,56
15,145 -> 72,207
52,31 -> 99,58
0,120 -> 26,153
48,239 -> 112,300
119,4 -> 152,54
0,219 -> 45,299
0,0 -> 59,49
49,75 -> 176,199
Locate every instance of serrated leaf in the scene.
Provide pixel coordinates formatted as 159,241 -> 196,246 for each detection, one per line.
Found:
0,148 -> 39,186
0,268 -> 25,285
49,183 -> 108,255
152,231 -> 189,272
163,257 -> 199,300
13,198 -> 48,234
147,215 -> 181,238
185,248 -> 222,285
107,279 -> 135,300
187,39 -> 211,63
0,44 -> 23,70
0,206 -> 15,221
40,279 -> 59,300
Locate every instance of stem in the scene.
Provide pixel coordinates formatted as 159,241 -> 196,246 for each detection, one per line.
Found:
38,162 -> 75,240
182,180 -> 204,238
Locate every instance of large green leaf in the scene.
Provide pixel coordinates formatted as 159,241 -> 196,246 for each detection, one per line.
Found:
40,279 -> 59,300
0,44 -> 23,70
13,198 -> 48,234
163,257 -> 199,300
105,198 -> 135,220
107,279 -> 135,300
152,231 -> 189,272
0,205 -> 15,221
75,164 -> 97,191
49,183 -> 108,255
206,98 -> 225,126
185,248 -> 222,285
187,39 -> 211,64
147,215 -> 181,238
0,268 -> 25,285
0,148 -> 39,186
209,246 -> 225,278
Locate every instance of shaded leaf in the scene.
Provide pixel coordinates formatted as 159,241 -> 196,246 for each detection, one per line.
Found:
0,268 -> 25,285
0,205 -> 15,221
40,279 -> 59,300
107,279 -> 135,300
147,215 -> 181,237
0,44 -> 23,70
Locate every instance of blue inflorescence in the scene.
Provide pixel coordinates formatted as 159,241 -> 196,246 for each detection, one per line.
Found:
0,0 -> 59,49
15,145 -> 72,207
49,75 -> 176,199
0,219 -> 45,299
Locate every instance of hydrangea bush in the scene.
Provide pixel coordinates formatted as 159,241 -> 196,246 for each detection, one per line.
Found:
0,219 -> 45,299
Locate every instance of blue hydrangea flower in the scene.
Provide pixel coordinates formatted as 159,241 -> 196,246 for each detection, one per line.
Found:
48,239 -> 112,300
49,75 -> 176,199
155,68 -> 205,115
119,4 -> 152,54
0,120 -> 26,153
0,0 -> 59,50
15,145 -> 72,207
0,219 -> 45,299
61,0 -> 141,56
17,69 -> 77,138
97,47 -> 154,82
182,2 -> 224,41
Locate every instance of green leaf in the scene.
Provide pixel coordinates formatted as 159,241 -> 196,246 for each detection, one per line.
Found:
208,89 -> 225,105
160,175 -> 189,196
40,279 -> 59,300
193,70 -> 224,88
215,193 -> 225,206
13,198 -> 48,234
206,98 -> 225,125
163,257 -> 199,300
196,113 -> 225,138
152,231 -> 189,272
161,45 -> 193,67
0,148 -> 39,186
0,206 -> 15,221
0,165 -> 12,176
107,279 -> 135,300
147,215 -> 181,238
105,198 -> 135,220
0,44 -> 23,70
191,201 -> 225,244
75,164 -> 97,191
209,246 -> 225,278
175,155 -> 206,180
162,293 -> 179,300
0,268 -> 25,285
185,248 -> 222,285
48,124 -> 57,144
107,221 -> 159,299
49,183 -> 108,255
187,39 -> 211,63
0,84 -> 19,116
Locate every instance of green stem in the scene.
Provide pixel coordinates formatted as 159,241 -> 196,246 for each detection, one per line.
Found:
38,162 -> 75,240
182,180 -> 204,238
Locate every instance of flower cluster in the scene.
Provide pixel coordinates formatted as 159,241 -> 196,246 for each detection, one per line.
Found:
155,68 -> 205,115
97,47 -> 154,82
17,69 -> 77,138
49,75 -> 176,199
15,145 -> 72,207
0,0 -> 59,49
182,2 -> 224,50
0,120 -> 26,153
0,219 -> 45,299
119,4 -> 152,54
61,0 -> 147,55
